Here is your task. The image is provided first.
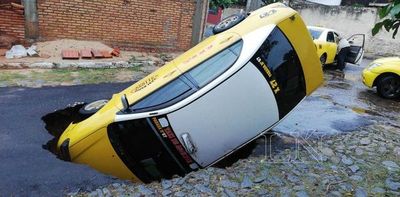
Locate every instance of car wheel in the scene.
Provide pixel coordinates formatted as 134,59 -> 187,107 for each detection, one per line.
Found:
376,75 -> 400,99
213,13 -> 246,34
79,99 -> 109,115
320,54 -> 327,66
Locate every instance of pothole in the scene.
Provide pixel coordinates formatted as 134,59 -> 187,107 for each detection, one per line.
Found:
42,102 -> 87,157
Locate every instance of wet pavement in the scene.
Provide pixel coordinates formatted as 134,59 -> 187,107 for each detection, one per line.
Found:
0,83 -> 131,196
0,59 -> 399,195
274,59 -> 399,136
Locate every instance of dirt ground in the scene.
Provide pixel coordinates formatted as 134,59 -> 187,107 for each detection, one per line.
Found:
0,39 -> 178,64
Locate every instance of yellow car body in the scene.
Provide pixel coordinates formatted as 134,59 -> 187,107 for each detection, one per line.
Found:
362,57 -> 400,98
308,26 -> 339,64
55,3 -> 323,183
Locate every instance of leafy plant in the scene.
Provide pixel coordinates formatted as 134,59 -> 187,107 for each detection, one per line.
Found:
209,0 -> 239,9
372,0 -> 400,38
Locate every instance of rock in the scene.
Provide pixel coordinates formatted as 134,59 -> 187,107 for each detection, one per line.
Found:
288,174 -> 300,183
349,165 -> 360,173
174,191 -> 185,197
111,183 -> 121,188
371,187 -> 385,194
355,148 -> 364,156
382,161 -> 400,171
339,183 -> 353,192
355,187 -> 367,197
6,45 -> 27,59
240,176 -> 253,188
224,188 -> 236,197
330,156 -> 341,164
88,191 -> 98,197
96,189 -> 104,197
279,187 -> 291,197
137,185 -> 153,196
385,178 -> 400,191
265,176 -> 284,186
161,179 -> 173,189
253,176 -> 266,183
194,184 -> 213,194
394,147 -> 400,157
341,156 -> 354,165
349,175 -> 363,182
102,188 -> 111,197
328,191 -> 342,197
162,189 -> 172,196
27,45 -> 38,56
220,180 -> 239,188
320,147 -> 335,156
360,138 -> 371,145
295,190 -> 309,197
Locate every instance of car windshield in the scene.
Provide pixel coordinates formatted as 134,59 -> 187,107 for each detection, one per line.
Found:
308,29 -> 322,40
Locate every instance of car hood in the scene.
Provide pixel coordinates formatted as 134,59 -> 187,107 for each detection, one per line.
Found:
374,57 -> 400,65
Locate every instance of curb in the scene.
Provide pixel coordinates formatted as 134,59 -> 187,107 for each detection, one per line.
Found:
0,60 -> 156,69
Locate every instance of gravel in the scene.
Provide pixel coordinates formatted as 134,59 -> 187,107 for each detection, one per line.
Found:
71,123 -> 400,196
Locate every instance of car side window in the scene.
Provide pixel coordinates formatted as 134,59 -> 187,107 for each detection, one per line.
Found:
131,78 -> 194,112
327,32 -> 335,43
334,32 -> 340,43
130,41 -> 242,112
187,41 -> 242,88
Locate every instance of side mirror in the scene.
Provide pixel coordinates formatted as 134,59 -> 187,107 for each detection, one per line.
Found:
121,94 -> 130,113
349,40 -> 354,45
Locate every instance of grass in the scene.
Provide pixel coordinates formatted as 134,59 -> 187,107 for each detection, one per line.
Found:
0,67 -> 145,87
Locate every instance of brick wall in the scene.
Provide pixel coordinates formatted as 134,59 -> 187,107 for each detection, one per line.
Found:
0,0 -> 25,43
37,0 -> 197,52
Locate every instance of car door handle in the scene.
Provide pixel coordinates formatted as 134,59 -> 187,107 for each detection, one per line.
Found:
181,133 -> 197,154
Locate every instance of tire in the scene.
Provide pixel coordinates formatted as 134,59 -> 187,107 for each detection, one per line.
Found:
376,75 -> 400,99
320,54 -> 327,66
213,13 -> 245,34
79,99 -> 109,115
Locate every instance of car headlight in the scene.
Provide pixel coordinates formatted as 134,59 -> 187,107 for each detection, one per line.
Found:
367,62 -> 381,71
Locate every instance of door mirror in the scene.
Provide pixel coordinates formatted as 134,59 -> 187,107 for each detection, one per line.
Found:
121,94 -> 130,113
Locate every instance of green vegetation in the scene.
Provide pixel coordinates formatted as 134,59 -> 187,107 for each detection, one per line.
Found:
0,67 -> 144,88
372,0 -> 400,38
210,0 -> 239,9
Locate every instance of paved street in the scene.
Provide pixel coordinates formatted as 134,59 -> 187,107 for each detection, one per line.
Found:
0,59 -> 399,196
0,83 -> 132,196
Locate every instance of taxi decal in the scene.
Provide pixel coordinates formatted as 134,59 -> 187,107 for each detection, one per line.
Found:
251,56 -> 281,95
150,116 -> 197,169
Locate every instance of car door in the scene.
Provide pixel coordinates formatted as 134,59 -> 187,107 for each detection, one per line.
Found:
167,27 -> 307,167
346,34 -> 365,65
167,61 -> 279,167
325,31 -> 338,63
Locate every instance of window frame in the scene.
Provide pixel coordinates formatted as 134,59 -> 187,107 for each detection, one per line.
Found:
129,40 -> 243,113
326,31 -> 335,43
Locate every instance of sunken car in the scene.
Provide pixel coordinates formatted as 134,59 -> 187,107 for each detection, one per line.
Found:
45,3 -> 323,183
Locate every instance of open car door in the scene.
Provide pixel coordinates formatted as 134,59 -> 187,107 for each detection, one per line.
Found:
346,34 -> 365,65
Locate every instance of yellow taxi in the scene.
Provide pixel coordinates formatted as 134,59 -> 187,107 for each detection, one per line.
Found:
362,57 -> 400,99
44,3 -> 324,183
307,26 -> 365,66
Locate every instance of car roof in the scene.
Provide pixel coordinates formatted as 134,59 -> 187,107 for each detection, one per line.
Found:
119,3 -> 299,104
307,26 -> 335,32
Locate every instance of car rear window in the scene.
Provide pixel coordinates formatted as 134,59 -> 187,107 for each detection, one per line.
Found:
251,27 -> 306,119
308,29 -> 322,40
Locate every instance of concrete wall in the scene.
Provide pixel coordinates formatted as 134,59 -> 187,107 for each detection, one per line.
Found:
294,4 -> 400,57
